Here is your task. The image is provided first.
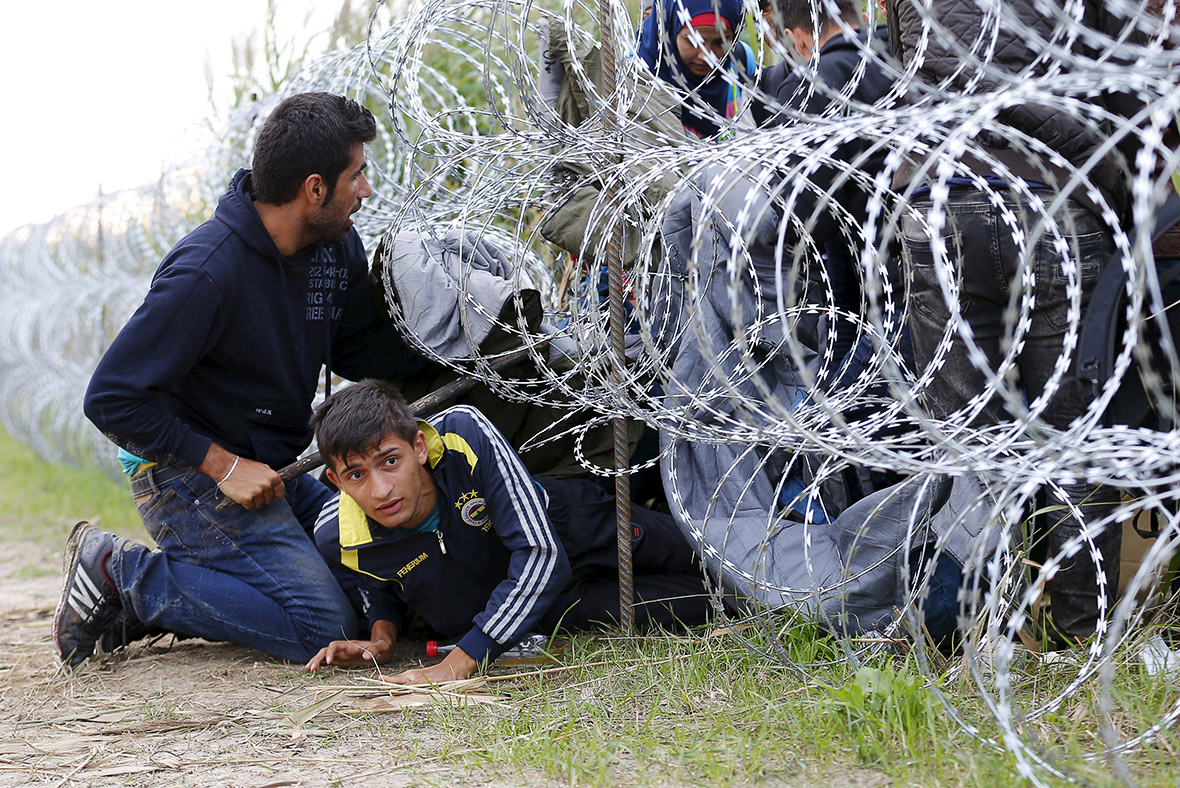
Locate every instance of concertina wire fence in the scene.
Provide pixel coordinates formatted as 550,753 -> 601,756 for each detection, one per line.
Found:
2,0 -> 1180,782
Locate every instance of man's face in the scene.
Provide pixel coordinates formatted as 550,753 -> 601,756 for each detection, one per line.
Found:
676,24 -> 731,77
306,142 -> 372,243
326,431 -> 437,531
786,25 -> 816,61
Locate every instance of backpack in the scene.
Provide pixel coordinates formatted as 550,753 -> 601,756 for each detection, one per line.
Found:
1078,196 -> 1180,431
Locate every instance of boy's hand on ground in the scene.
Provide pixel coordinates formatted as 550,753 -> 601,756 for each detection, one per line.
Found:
305,638 -> 393,670
381,646 -> 478,685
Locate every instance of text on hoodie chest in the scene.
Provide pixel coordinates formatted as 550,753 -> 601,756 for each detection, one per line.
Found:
305,247 -> 350,322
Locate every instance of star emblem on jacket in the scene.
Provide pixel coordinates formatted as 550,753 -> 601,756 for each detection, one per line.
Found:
456,490 -> 491,530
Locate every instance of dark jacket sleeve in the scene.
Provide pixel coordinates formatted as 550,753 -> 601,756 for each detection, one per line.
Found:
357,583 -> 410,633
83,259 -> 228,470
450,408 -> 571,665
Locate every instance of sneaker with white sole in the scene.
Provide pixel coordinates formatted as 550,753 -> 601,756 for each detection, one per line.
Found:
54,522 -> 122,667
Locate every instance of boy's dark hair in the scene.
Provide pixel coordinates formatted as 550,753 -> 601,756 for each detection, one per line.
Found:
252,92 -> 377,206
769,0 -> 860,33
310,379 -> 419,469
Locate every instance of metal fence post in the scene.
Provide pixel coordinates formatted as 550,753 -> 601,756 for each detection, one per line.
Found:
597,0 -> 634,631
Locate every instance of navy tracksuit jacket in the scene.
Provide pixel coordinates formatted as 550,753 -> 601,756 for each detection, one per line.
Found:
314,407 -> 711,664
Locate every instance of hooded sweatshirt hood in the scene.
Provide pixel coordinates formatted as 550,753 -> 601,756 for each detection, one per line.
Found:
215,169 -> 286,260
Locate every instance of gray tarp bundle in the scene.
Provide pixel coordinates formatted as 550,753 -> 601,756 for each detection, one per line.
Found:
657,168 -> 1002,636
376,229 -> 577,364
374,229 -> 634,478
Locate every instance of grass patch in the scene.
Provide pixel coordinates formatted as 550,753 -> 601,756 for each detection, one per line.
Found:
334,621 -> 1180,787
0,424 -> 141,546
367,633 -> 988,787
11,564 -> 55,579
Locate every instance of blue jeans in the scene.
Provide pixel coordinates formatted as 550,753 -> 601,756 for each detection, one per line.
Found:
900,191 -> 1121,644
108,471 -> 358,662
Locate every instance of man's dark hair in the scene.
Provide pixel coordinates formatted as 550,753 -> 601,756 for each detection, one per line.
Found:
769,0 -> 860,33
310,379 -> 419,469
252,92 -> 377,206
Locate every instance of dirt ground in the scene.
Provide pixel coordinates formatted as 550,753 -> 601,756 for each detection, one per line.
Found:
0,527 -> 529,788
0,522 -> 895,788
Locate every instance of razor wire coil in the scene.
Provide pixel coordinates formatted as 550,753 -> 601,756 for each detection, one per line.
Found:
3,0 -> 1180,782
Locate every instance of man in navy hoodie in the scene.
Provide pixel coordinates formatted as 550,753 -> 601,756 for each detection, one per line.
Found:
56,92 -> 418,667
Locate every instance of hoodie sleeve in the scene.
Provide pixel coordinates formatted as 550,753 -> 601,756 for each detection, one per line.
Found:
448,408 -> 571,666
83,257 -> 227,470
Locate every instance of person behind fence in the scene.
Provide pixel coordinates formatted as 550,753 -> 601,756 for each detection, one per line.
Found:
304,379 -> 714,683
752,0 -> 897,393
636,0 -> 757,138
753,0 -> 890,127
887,0 -> 1147,646
56,92 -> 425,668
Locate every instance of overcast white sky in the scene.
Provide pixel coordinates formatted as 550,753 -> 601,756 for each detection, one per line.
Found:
0,1 -> 342,238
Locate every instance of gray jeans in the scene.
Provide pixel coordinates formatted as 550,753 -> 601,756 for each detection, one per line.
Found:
900,191 -> 1121,644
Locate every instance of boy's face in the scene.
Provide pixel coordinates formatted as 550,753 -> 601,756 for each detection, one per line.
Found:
325,430 -> 437,530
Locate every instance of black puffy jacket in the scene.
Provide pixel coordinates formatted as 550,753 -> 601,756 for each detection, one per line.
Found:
886,0 -> 1145,220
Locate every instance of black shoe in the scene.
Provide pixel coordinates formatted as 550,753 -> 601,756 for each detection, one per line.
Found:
54,522 -> 122,667
97,609 -> 167,654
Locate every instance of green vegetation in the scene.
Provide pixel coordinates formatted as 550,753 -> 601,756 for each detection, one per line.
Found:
313,619 -> 1180,787
5,423 -> 1180,785
0,424 -> 140,545
212,0 -> 398,112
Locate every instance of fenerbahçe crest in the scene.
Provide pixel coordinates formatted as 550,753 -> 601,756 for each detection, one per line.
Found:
456,490 -> 491,530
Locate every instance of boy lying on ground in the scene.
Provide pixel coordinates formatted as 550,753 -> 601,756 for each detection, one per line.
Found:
304,379 -> 713,683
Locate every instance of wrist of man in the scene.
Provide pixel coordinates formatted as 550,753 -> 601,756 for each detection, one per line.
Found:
197,443 -> 239,481
370,619 -> 398,648
441,646 -> 479,677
